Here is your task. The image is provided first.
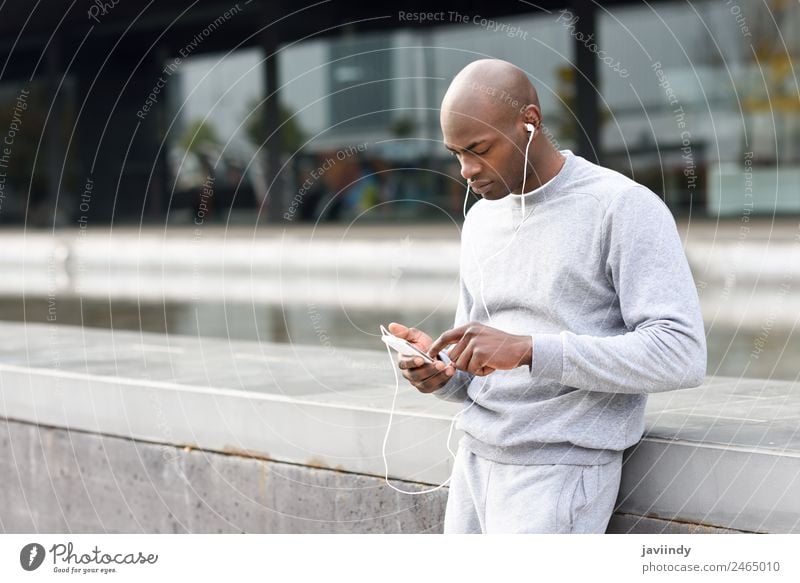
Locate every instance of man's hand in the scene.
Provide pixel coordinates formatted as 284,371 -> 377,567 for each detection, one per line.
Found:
428,322 -> 533,376
387,322 -> 456,394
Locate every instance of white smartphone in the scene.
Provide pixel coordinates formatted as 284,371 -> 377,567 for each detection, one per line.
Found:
379,325 -> 451,365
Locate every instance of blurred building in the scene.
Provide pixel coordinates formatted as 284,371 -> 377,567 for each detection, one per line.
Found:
0,0 -> 797,226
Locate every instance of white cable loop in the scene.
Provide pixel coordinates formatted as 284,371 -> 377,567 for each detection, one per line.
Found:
381,128 -> 536,494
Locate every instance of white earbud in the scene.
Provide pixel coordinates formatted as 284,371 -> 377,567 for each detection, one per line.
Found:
518,123 -> 537,225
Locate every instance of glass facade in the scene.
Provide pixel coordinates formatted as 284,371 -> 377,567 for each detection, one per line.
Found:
2,1 -> 797,224
598,1 -> 800,216
253,0 -> 798,222
269,15 -> 574,222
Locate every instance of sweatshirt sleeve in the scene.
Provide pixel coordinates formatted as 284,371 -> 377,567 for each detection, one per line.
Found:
530,186 -> 707,394
431,274 -> 475,403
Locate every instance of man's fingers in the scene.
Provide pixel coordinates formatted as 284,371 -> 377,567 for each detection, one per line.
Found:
418,367 -> 444,384
398,353 -> 448,370
415,370 -> 452,393
404,326 -> 429,347
444,334 -> 471,365
453,344 -> 475,374
397,356 -> 452,388
428,325 -> 469,357
392,328 -> 458,393
403,363 -> 443,385
388,322 -> 432,351
398,355 -> 425,370
387,321 -> 407,337
446,344 -> 496,376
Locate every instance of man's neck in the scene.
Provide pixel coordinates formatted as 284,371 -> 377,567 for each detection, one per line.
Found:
514,143 -> 566,194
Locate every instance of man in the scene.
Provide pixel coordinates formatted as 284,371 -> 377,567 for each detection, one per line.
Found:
388,59 -> 706,534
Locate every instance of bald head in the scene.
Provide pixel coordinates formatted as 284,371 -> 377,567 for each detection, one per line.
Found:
440,59 -> 540,135
439,59 -> 554,199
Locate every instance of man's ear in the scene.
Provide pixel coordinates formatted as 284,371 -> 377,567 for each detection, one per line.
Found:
520,103 -> 541,130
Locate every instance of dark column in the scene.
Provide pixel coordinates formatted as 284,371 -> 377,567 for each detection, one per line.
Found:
45,36 -> 64,227
149,47 -> 170,221
75,49 -> 166,224
571,0 -> 600,164
260,7 -> 284,224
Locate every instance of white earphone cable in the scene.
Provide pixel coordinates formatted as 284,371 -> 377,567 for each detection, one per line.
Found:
381,124 -> 536,494
476,125 -> 536,318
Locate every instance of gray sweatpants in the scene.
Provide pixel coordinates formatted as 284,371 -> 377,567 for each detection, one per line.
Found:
443,444 -> 623,534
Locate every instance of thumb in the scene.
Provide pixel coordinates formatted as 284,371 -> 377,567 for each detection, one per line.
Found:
387,322 -> 408,338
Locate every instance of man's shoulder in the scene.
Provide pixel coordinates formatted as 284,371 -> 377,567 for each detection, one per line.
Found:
566,155 -> 675,226
568,154 -> 646,207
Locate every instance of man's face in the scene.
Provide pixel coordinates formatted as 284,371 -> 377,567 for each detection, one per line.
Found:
441,114 -> 524,200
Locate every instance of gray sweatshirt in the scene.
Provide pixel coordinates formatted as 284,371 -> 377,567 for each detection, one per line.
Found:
433,149 -> 707,465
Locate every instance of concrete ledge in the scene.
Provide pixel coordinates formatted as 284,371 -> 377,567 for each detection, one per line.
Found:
0,323 -> 464,486
1,322 -> 798,533
0,419 -> 758,534
1,419 -> 446,534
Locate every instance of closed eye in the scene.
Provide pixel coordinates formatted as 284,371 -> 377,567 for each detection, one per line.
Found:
447,146 -> 489,157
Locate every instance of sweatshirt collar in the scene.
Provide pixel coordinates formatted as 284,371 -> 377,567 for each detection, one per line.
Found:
494,149 -> 576,206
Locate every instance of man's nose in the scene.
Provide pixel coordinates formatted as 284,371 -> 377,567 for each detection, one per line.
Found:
460,157 -> 481,181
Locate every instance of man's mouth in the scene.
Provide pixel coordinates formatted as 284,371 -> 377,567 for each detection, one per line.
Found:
470,180 -> 492,194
